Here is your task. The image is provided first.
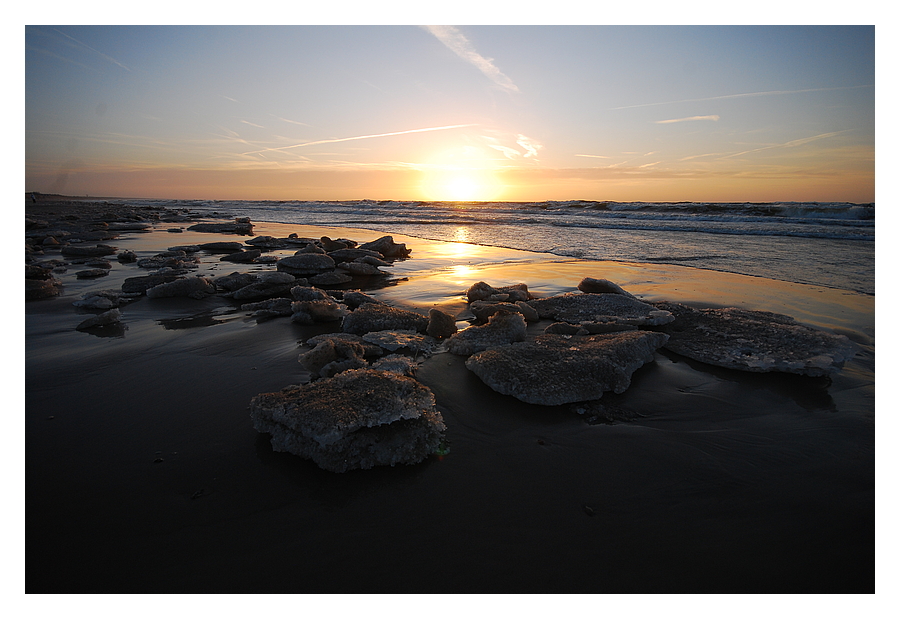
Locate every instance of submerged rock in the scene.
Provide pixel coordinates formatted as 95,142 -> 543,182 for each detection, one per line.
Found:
527,292 -> 674,326
250,369 -> 446,473
465,331 -> 670,405
654,302 -> 856,376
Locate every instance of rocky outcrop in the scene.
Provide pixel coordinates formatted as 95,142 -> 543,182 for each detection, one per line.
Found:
276,253 -> 337,276
446,312 -> 527,356
250,369 -> 446,473
527,292 -> 674,326
653,301 -> 857,376
465,331 -> 670,405
146,276 -> 216,299
342,303 -> 428,335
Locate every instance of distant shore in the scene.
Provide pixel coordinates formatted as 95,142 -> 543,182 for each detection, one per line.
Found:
25,201 -> 874,593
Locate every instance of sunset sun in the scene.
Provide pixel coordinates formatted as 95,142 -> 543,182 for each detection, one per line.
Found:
420,167 -> 505,202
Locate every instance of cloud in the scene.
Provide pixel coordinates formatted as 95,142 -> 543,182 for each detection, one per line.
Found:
240,120 -> 265,129
483,133 -> 542,161
52,28 -> 130,71
719,130 -> 850,160
517,134 -> 542,158
609,85 -> 872,111
241,124 -> 476,156
655,115 -> 720,124
422,26 -> 520,93
575,154 -> 611,159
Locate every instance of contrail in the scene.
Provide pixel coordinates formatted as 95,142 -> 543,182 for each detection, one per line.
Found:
241,124 -> 476,156
609,85 -> 872,111
52,28 -> 131,71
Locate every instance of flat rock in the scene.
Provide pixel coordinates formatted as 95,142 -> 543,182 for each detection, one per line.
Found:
527,292 -> 674,326
342,303 -> 428,335
25,277 -> 63,300
61,244 -> 117,257
446,312 -> 527,356
277,253 -> 336,276
465,331 -> 670,405
249,369 -> 446,473
653,301 -> 857,376
361,330 -> 436,354
187,220 -> 253,235
146,276 -> 216,299
122,273 -> 182,294
219,249 -> 261,263
198,242 -> 245,253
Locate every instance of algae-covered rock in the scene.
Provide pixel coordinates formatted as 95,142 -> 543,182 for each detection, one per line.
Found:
465,331 -> 669,405
250,369 -> 446,473
654,301 -> 856,376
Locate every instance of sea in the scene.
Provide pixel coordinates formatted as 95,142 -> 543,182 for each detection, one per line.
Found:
127,199 -> 875,296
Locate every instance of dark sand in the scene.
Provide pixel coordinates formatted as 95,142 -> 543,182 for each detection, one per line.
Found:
25,204 -> 874,593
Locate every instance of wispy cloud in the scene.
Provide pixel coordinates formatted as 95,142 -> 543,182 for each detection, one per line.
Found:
52,28 -> 130,71
719,130 -> 850,159
270,114 -> 311,127
422,26 -> 520,93
575,154 -> 611,159
655,115 -> 720,124
241,124 -> 476,156
240,120 -> 265,129
610,85 -> 872,111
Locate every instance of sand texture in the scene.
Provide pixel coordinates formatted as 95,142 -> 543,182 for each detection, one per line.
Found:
26,204 -> 874,593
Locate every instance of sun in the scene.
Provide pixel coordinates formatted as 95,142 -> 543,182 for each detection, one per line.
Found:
420,168 -> 504,202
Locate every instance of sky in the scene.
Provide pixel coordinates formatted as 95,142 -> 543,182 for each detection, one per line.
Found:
24,22 -> 876,203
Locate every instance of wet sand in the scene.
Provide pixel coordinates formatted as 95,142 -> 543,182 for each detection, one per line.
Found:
25,214 -> 874,593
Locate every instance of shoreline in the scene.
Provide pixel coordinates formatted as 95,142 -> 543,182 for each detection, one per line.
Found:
25,202 -> 874,592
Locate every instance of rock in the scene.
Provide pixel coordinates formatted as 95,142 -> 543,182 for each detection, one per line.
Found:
122,273 -> 182,294
358,235 -> 411,258
465,331 -> 670,405
242,297 -> 295,321
446,312 -> 527,356
146,276 -> 216,299
305,333 -> 385,358
187,219 -> 253,235
291,299 -> 347,324
219,249 -> 261,263
25,277 -> 63,300
73,290 -> 124,310
249,369 -> 446,473
361,330 -> 437,354
198,242 -> 245,253
309,272 -> 353,286
577,277 -> 638,299
427,308 -> 458,339
299,338 -> 368,378
298,243 -> 326,254
653,302 -> 857,376
276,253 -> 336,276
469,300 -> 539,324
291,286 -> 335,302
84,259 -> 112,269
339,290 -> 382,309
76,308 -> 122,331
339,261 -> 383,276
107,222 -> 152,231
117,250 -> 138,263
527,292 -> 674,326
245,235 -> 286,248
167,245 -> 200,253
212,272 -> 258,291
232,281 -> 294,301
466,281 -> 533,303
259,271 -> 297,285
370,354 -> 418,376
327,248 -> 384,263
60,244 -> 117,257
320,236 -> 348,251
342,303 -> 428,335
25,264 -> 53,280
75,268 -> 110,279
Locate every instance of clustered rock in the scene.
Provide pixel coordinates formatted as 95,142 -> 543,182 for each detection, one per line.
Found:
27,204 -> 859,474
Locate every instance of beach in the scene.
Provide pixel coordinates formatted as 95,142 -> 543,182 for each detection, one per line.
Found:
25,202 -> 874,593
